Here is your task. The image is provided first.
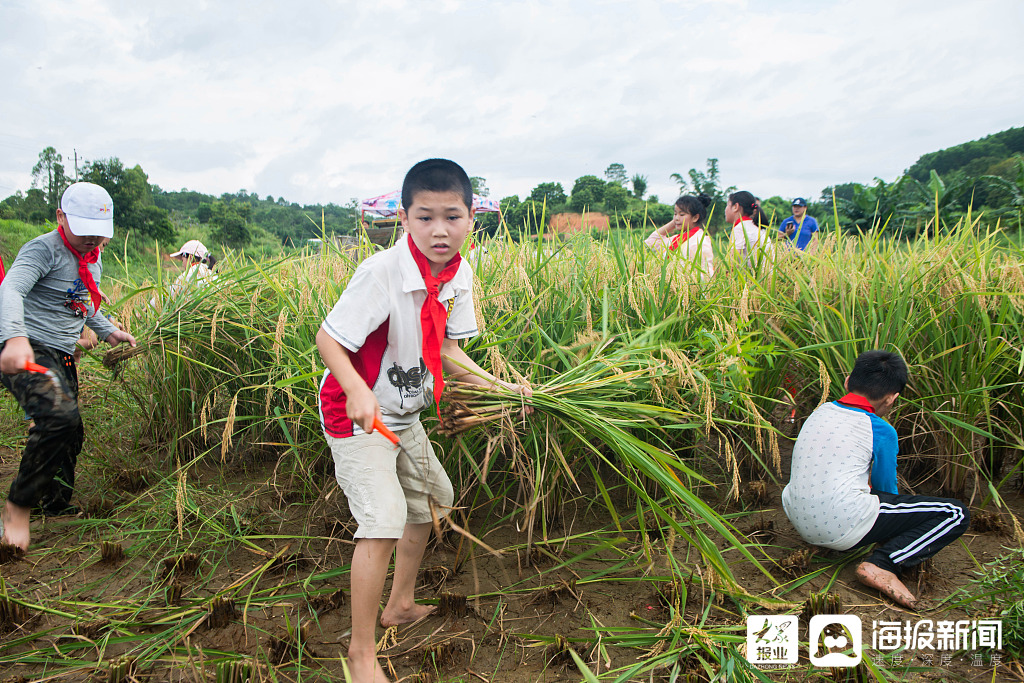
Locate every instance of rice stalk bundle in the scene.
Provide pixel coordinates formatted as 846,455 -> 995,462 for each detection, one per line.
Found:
0,543 -> 23,565
101,657 -> 136,683
101,339 -> 149,369
0,596 -> 28,631
215,659 -> 257,683
99,541 -> 125,564
206,596 -> 236,629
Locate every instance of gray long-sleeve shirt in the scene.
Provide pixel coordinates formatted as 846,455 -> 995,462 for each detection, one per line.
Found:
0,230 -> 117,355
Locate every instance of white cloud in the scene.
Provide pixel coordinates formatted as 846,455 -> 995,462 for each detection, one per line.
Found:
1,0 -> 1021,207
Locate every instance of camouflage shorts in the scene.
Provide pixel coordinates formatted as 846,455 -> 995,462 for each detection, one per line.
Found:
0,340 -> 83,513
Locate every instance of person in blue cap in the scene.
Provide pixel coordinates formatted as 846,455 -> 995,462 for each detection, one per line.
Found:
778,198 -> 819,252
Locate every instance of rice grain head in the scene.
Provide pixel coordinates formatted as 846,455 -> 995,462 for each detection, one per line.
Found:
744,394 -> 764,453
630,277 -> 650,324
274,309 -> 289,365
210,306 -> 219,347
723,437 -> 740,501
221,393 -> 238,463
1011,511 -> 1024,546
769,429 -> 781,475
487,346 -> 508,382
200,396 -> 211,444
175,466 -> 186,539
702,381 -> 715,437
474,297 -> 486,335
817,359 -> 830,407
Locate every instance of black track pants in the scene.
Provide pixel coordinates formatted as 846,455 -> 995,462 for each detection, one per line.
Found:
852,490 -> 969,574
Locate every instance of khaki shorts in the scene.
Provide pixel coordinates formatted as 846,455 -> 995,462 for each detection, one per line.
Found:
326,421 -> 454,539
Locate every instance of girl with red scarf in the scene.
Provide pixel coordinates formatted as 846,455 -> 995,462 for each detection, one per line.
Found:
644,193 -> 715,280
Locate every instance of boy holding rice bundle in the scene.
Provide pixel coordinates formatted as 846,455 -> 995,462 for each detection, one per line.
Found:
782,350 -> 968,608
316,158 -> 530,683
0,182 -> 137,551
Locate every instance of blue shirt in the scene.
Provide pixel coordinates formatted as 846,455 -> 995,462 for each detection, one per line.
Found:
778,215 -> 819,250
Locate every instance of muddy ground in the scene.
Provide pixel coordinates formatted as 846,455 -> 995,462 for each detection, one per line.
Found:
0,372 -> 1021,682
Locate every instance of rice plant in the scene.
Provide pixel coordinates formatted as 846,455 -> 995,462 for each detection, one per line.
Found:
0,213 -> 1017,679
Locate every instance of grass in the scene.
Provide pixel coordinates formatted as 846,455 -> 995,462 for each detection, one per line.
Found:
0,218 -> 49,265
1,215 -> 1022,679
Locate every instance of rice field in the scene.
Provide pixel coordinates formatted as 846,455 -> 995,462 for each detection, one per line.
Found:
0,218 -> 1022,681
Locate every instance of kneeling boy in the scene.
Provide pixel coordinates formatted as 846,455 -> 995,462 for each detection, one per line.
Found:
316,159 -> 530,683
782,350 -> 968,608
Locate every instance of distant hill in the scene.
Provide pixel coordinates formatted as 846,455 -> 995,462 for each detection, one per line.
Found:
906,126 -> 1024,182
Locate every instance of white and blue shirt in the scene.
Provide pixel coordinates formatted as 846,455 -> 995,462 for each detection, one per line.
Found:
781,394 -> 898,550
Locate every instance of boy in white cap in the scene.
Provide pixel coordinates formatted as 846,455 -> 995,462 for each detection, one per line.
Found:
0,182 -> 137,550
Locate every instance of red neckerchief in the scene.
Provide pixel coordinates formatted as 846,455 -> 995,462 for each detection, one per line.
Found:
837,393 -> 875,413
408,238 -> 463,418
57,225 -> 102,312
733,216 -> 745,227
669,226 -> 702,251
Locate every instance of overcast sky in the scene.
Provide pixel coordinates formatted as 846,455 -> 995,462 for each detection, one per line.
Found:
1,0 -> 1021,209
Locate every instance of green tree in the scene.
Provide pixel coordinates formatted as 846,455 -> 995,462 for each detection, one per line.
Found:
210,201 -> 250,247
570,175 -> 607,212
631,174 -> 648,200
137,204 -> 176,242
31,146 -> 68,212
603,184 -> 628,212
833,177 -> 911,235
671,158 -> 725,198
82,158 -> 175,241
906,126 -> 1024,181
529,182 -> 567,208
605,163 -> 628,186
760,196 -> 791,228
470,176 -> 489,197
569,186 -> 597,212
197,202 -> 213,223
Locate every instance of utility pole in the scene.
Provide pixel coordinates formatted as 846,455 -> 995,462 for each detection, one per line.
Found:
74,149 -> 79,181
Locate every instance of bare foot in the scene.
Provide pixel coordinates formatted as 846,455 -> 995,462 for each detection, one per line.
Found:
346,648 -> 391,683
856,561 -> 917,609
380,601 -> 435,627
2,501 -> 31,551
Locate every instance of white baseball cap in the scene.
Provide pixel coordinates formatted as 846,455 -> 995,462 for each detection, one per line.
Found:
60,182 -> 115,238
169,239 -> 211,260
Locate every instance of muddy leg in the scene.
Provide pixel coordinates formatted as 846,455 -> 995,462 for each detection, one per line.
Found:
349,537 -> 397,683
381,522 -> 435,627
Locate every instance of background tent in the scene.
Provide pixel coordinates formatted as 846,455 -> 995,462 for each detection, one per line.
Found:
360,190 -> 500,221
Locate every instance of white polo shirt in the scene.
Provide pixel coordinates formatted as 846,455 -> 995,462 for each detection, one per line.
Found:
729,218 -> 775,260
644,228 -> 715,280
318,234 -> 478,437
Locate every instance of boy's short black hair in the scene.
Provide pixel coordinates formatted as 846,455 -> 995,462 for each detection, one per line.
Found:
401,159 -> 473,212
847,350 -> 908,400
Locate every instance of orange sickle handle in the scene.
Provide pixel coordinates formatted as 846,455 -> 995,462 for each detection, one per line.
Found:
372,416 -> 400,445
24,361 -> 50,374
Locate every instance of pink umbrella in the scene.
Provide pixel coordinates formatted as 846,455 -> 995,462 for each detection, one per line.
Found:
360,190 -> 500,220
